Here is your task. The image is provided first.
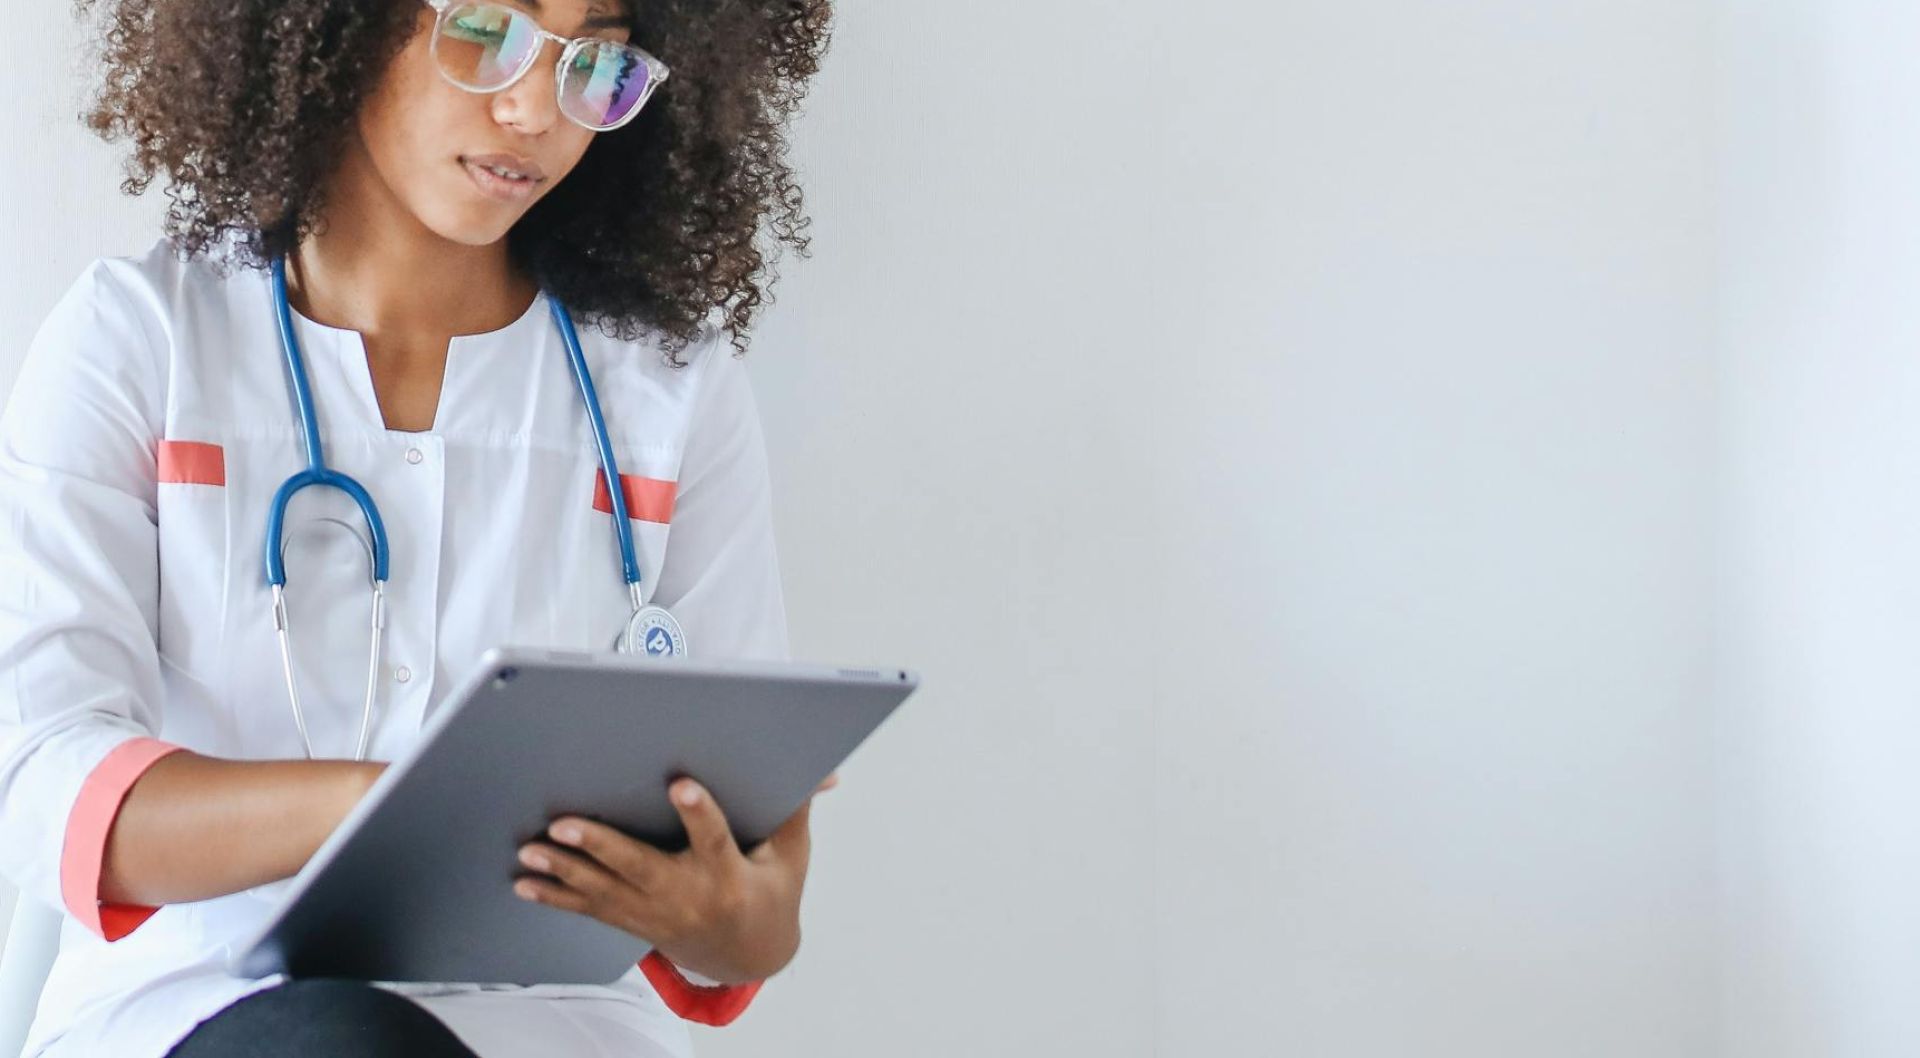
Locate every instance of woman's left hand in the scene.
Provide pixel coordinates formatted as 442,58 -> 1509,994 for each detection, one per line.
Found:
513,773 -> 838,984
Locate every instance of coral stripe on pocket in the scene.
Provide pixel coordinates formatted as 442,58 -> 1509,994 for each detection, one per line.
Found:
592,471 -> 676,524
157,440 -> 225,486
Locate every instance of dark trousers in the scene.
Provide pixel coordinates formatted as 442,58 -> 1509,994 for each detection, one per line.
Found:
163,979 -> 481,1057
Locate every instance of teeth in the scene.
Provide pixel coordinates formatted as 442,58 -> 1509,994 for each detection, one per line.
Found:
476,162 -> 527,181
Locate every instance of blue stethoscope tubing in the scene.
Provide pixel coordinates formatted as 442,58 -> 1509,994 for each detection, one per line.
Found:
264,255 -> 668,761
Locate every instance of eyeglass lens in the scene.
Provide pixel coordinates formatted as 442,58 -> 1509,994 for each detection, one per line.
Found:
434,3 -> 656,129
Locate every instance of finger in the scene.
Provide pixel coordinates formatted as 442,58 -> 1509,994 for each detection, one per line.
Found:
513,874 -> 593,916
519,841 -> 621,898
815,772 -> 840,794
670,779 -> 741,862
547,817 -> 664,890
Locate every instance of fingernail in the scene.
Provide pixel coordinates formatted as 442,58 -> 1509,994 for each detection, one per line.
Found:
514,880 -> 537,900
675,781 -> 703,807
550,822 -> 582,844
519,847 -> 549,871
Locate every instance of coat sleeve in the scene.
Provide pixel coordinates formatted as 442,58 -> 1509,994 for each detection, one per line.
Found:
631,332 -> 791,1025
0,261 -> 187,940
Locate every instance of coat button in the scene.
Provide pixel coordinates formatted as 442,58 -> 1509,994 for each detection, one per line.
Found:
405,448 -> 424,465
394,665 -> 413,684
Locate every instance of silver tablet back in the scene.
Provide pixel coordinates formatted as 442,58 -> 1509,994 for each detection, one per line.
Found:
230,648 -> 919,985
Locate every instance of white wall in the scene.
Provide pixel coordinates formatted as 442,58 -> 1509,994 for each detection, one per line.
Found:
1716,4 -> 1920,1055
2,2 -> 1730,1056
0,2 -> 164,401
1149,3 -> 1716,1054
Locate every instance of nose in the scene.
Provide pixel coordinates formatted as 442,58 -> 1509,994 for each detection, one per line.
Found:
489,39 -> 563,136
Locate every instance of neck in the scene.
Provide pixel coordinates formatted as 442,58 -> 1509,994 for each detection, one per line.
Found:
288,141 -> 537,343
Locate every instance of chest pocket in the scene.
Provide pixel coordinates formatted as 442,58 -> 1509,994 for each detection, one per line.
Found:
153,437 -> 241,752
563,450 -> 679,653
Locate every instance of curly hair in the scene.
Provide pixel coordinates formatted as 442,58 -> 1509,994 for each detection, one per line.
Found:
73,0 -> 833,363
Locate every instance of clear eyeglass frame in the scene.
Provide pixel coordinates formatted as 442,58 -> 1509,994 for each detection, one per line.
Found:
422,0 -> 671,132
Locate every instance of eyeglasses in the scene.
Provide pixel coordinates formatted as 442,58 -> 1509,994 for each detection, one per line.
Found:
423,0 -> 669,132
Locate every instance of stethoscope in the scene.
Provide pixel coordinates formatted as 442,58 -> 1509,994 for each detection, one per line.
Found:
264,256 -> 687,762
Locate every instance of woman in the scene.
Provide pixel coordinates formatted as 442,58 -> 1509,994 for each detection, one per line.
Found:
0,0 -> 833,1053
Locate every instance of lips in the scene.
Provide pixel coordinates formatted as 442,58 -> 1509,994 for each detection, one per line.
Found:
459,153 -> 547,203
464,152 -> 545,181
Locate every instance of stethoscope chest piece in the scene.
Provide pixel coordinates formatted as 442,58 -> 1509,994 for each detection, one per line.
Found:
621,604 -> 688,658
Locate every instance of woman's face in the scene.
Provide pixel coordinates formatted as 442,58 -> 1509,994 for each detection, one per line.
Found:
352,0 -> 633,247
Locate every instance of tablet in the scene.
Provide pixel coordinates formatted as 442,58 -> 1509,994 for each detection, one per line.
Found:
228,647 -> 920,985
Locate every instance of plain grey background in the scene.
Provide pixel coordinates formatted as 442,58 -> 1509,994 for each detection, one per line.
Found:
4,0 -> 1906,1056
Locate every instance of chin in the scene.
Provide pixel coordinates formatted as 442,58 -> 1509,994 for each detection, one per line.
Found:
403,168 -> 537,246
418,204 -> 524,249
444,222 -> 520,248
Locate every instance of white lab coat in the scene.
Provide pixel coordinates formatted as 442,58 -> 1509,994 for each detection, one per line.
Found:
0,238 -> 790,1058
